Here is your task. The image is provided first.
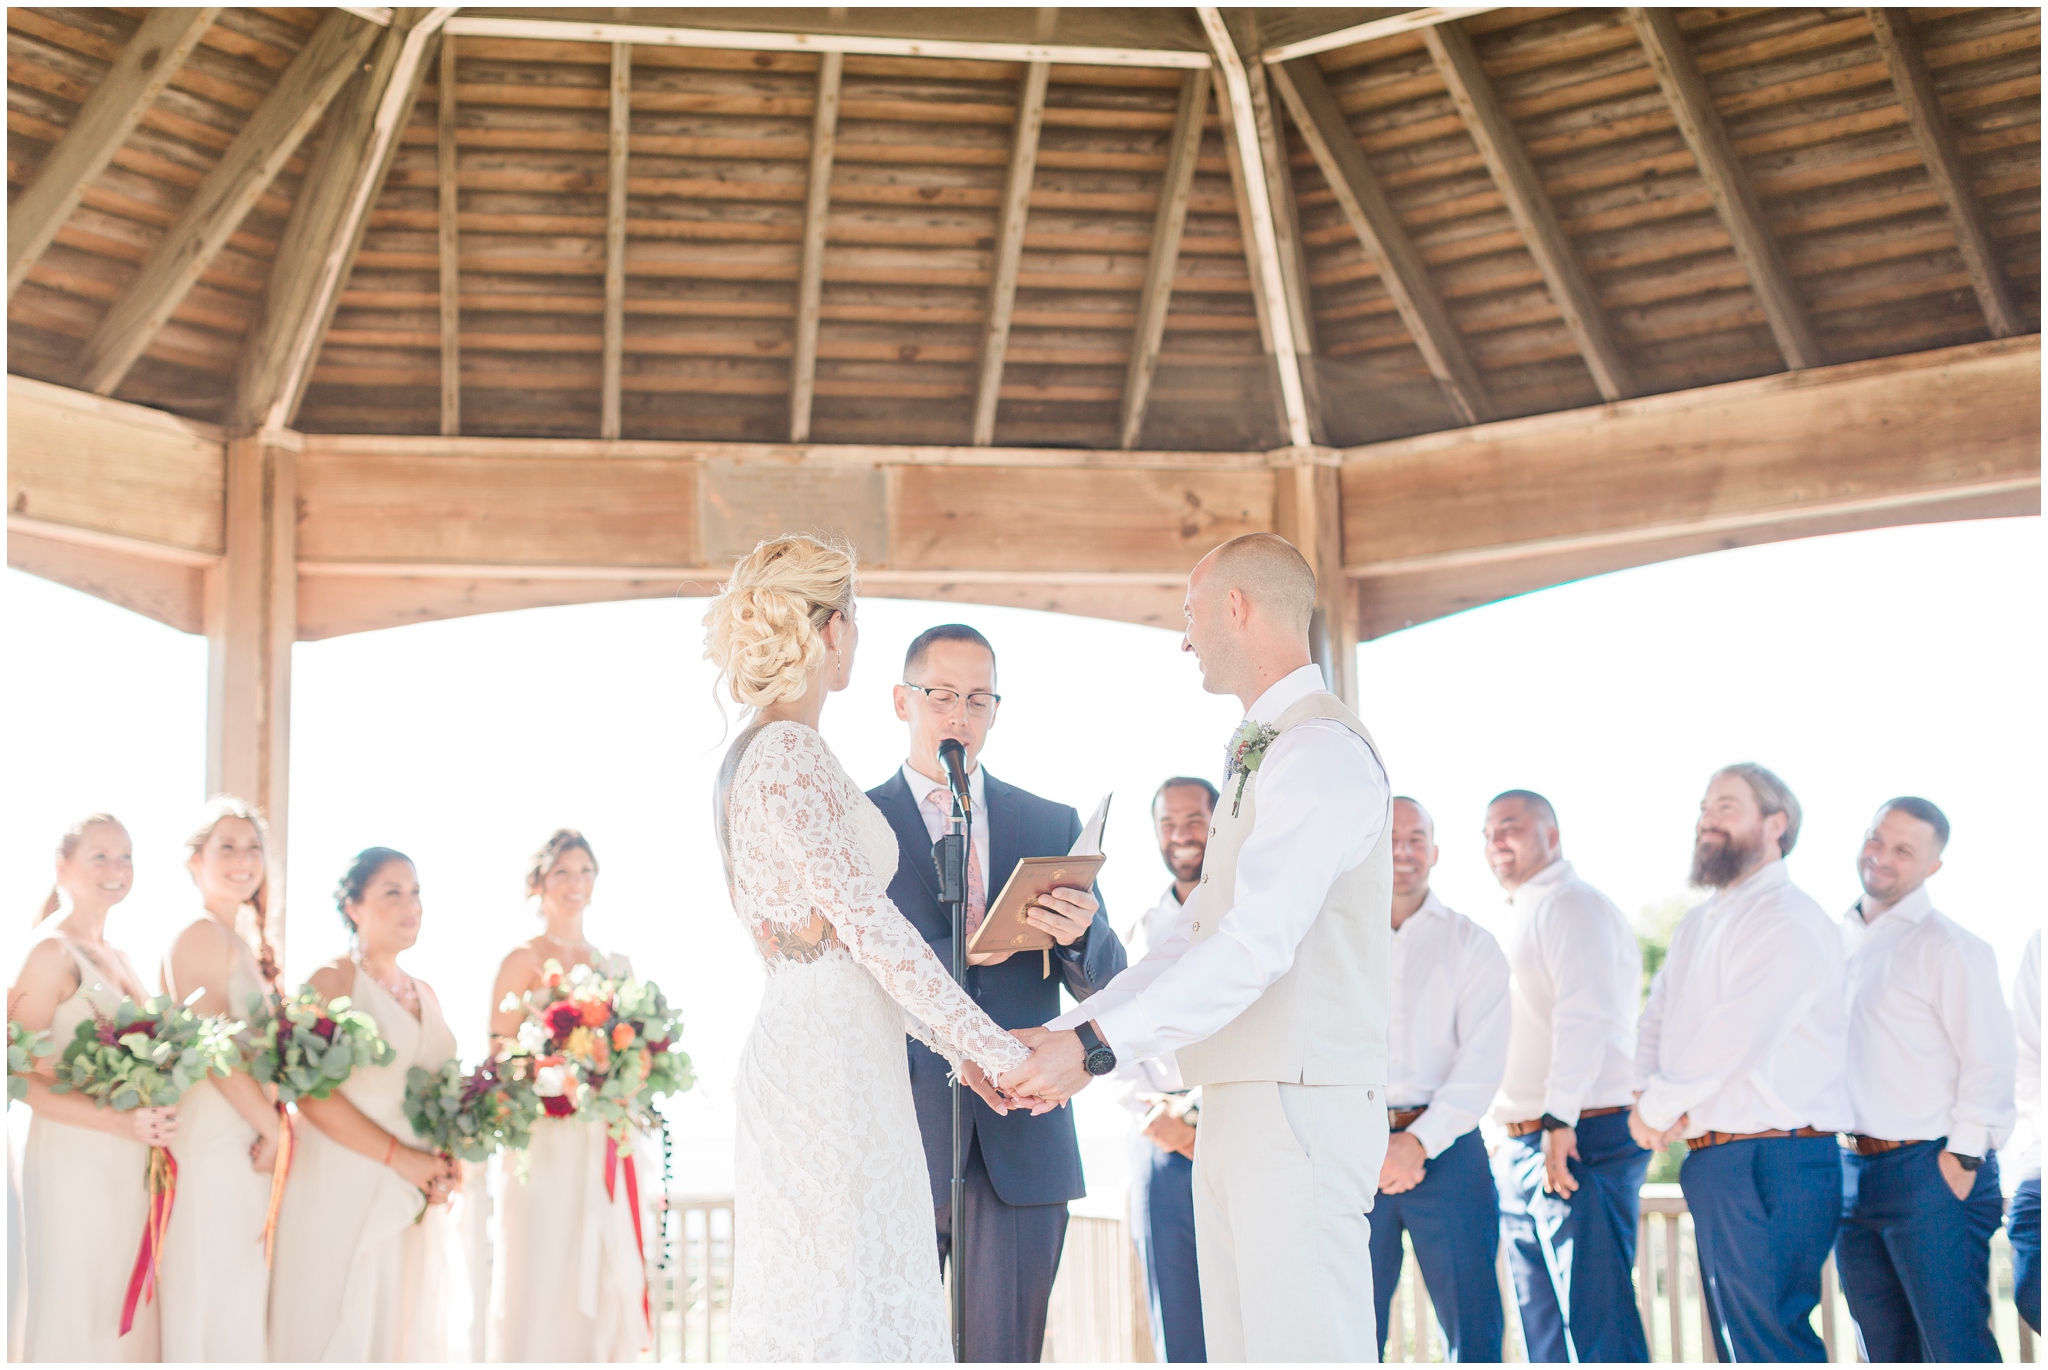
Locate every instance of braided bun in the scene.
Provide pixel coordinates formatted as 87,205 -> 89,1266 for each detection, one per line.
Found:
702,535 -> 856,708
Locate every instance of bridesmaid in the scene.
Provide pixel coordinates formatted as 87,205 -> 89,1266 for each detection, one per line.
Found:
157,796 -> 282,1362
11,814 -> 176,1361
269,848 -> 462,1361
485,829 -> 648,1362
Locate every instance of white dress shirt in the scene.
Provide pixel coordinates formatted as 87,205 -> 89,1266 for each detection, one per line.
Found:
1049,664 -> 1390,1064
902,761 -> 988,894
1841,885 -> 2016,1157
1110,883 -> 1192,1121
1634,860 -> 1852,1136
1388,890 -> 1510,1156
2014,929 -> 2041,1182
1493,858 -> 1641,1126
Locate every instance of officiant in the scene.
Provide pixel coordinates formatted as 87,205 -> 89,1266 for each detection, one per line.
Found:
867,623 -> 1127,1363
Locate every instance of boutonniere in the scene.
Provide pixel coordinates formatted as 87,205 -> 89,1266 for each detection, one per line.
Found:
1223,721 -> 1282,817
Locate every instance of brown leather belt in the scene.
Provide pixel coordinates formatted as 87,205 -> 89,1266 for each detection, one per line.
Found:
1686,1125 -> 1830,1151
1504,1105 -> 1625,1138
1848,1135 -> 1925,1156
1389,1107 -> 1426,1132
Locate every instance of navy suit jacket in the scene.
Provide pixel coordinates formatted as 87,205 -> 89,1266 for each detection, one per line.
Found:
867,769 -> 1127,1209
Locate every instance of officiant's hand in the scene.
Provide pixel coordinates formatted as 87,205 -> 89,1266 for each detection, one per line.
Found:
1023,887 -> 1097,947
1004,1026 -> 1094,1105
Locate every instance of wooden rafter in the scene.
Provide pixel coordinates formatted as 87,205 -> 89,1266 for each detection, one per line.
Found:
1867,8 -> 2022,339
6,7 -> 221,297
1271,56 -> 1493,425
229,11 -> 449,435
1630,7 -> 1823,371
1426,21 -> 1635,402
1261,8 -> 1497,64
67,11 -> 381,397
971,59 -> 1050,446
437,33 -> 460,435
1119,69 -> 1209,450
601,42 -> 631,440
789,51 -> 844,444
1248,54 -> 1327,444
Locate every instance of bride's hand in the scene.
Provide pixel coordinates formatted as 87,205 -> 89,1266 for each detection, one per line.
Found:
959,1060 -> 1011,1115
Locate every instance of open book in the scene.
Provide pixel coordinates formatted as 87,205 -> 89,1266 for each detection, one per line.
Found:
966,794 -> 1111,958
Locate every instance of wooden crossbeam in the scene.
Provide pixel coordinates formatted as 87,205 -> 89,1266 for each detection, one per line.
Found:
1867,8 -> 2022,339
67,11 -> 381,397
789,51 -> 845,444
1271,56 -> 1492,425
971,59 -> 1050,446
1119,69 -> 1209,450
601,42 -> 631,440
1261,8 -> 1497,64
229,11 -> 448,435
1630,7 -> 1823,371
6,7 -> 220,298
438,32 -> 460,435
1426,21 -> 1635,401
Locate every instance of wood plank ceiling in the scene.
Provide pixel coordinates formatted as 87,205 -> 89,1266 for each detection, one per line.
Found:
8,7 -> 2040,452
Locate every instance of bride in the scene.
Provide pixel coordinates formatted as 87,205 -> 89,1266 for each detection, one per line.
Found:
704,535 -> 1037,1362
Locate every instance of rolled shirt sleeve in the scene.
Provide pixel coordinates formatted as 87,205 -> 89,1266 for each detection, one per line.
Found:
1539,886 -> 1640,1124
1408,926 -> 1510,1158
1942,934 -> 2018,1158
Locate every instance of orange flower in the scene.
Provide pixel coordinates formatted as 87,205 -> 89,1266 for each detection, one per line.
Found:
611,1022 -> 635,1051
579,999 -> 610,1028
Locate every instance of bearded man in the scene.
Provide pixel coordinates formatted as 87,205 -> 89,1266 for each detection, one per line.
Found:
1629,764 -> 1850,1363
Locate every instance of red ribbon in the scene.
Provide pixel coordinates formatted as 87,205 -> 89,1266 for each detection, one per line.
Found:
603,1135 -> 653,1338
120,1147 -> 176,1337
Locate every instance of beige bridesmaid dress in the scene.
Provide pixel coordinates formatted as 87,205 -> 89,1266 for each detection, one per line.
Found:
22,938 -> 159,1362
157,922 -> 273,1363
488,952 -> 652,1363
268,970 -> 467,1362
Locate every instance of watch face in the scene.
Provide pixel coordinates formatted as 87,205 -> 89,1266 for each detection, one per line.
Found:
1084,1047 -> 1116,1076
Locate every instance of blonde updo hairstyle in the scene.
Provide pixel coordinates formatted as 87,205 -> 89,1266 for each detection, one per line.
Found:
702,535 -> 857,709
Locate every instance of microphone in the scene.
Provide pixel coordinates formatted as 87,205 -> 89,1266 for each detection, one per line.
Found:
937,737 -> 971,815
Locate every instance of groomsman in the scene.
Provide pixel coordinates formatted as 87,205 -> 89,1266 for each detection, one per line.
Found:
1373,796 -> 1509,1362
2012,929 -> 2041,1334
1112,777 -> 1215,1364
1629,764 -> 1851,1362
1837,797 -> 2015,1363
1486,789 -> 1650,1363
867,624 -> 1127,1363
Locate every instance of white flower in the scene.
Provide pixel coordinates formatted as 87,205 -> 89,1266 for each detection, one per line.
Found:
535,1064 -> 571,1098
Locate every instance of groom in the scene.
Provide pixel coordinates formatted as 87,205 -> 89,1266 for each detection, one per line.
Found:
867,623 -> 1127,1363
1008,533 -> 1395,1362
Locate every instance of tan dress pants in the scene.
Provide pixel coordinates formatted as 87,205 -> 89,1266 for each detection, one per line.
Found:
1193,1080 -> 1390,1362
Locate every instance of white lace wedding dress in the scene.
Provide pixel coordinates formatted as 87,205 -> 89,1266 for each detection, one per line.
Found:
720,721 -> 1030,1362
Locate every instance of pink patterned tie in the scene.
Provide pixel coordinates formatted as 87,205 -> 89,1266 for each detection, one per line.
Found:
923,788 -> 986,940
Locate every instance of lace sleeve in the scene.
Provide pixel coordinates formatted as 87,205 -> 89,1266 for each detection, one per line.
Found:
747,725 -> 1030,1081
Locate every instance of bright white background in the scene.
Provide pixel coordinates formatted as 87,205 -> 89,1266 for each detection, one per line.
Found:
7,516 -> 2040,1213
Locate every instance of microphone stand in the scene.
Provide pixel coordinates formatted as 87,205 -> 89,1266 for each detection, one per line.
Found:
932,788 -> 972,1362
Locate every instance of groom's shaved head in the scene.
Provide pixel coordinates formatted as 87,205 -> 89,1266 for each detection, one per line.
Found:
1205,533 -> 1316,633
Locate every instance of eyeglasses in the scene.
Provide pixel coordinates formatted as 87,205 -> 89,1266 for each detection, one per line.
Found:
901,684 -> 1001,718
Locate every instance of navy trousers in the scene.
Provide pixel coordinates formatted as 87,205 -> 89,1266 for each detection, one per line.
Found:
1130,1140 -> 1206,1362
1681,1134 -> 1839,1362
935,1133 -> 1070,1363
1369,1128 -> 1504,1363
1836,1140 -> 2003,1363
2014,1176 -> 2041,1334
1496,1110 -> 1651,1363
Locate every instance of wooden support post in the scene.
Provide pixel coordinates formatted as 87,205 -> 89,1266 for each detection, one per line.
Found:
1276,459 -> 1353,707
207,432 -> 297,958
601,42 -> 631,440
438,31 -> 461,435
7,7 -> 220,297
972,58 -> 1050,446
790,51 -> 844,443
69,11 -> 381,396
1272,56 -> 1493,425
1426,21 -> 1635,401
1631,7 -> 1823,370
1118,69 -> 1208,450
1867,8 -> 2021,339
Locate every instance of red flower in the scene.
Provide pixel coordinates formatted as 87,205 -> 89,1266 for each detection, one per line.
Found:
544,1002 -> 583,1040
311,1017 -> 337,1042
542,1094 -> 577,1118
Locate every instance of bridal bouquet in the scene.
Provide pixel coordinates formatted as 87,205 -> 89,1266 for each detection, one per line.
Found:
504,960 -> 694,1141
404,1057 -> 542,1164
8,1020 -> 53,1100
247,988 -> 396,1104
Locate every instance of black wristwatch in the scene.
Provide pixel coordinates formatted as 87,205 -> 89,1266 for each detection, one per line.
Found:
1539,1113 -> 1571,1133
1952,1152 -> 1984,1172
1075,1021 -> 1117,1076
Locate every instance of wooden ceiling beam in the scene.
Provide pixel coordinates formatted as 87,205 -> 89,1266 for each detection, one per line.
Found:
1248,50 -> 1328,444
67,10 -> 382,397
1426,20 -> 1635,401
229,11 -> 450,436
437,32 -> 460,435
971,57 -> 1051,446
1867,7 -> 2022,339
6,7 -> 221,298
1630,7 -> 1823,371
1271,55 -> 1492,425
600,42 -> 631,439
1261,8 -> 1497,64
790,51 -> 845,444
1119,69 -> 1209,450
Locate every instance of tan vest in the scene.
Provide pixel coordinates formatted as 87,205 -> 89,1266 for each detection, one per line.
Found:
1175,690 -> 1393,1088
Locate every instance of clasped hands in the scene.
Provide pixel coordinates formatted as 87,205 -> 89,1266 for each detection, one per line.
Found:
959,1024 -> 1099,1116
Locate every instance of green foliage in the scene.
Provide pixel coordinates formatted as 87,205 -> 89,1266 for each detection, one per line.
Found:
505,961 -> 696,1141
404,1058 -> 542,1162
1634,894 -> 1692,1002
7,1020 -> 54,1101
248,988 -> 397,1104
1645,1138 -> 1690,1185
48,994 -> 240,1110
